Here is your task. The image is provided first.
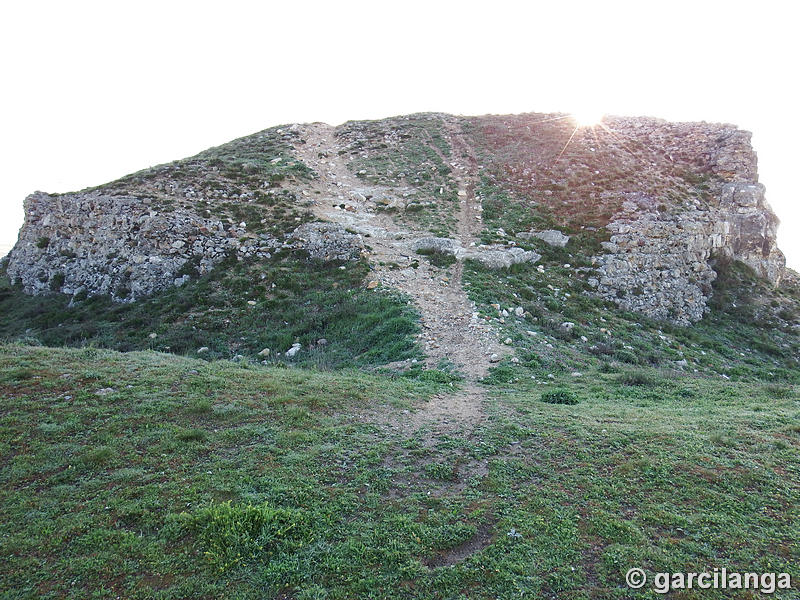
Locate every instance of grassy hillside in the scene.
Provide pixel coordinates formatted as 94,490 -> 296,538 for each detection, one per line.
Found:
458,174 -> 800,384
0,251 -> 422,369
336,114 -> 460,236
1,345 -> 798,598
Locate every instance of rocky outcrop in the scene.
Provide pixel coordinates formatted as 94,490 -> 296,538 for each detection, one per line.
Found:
411,237 -> 540,269
589,196 -> 724,325
5,188 -> 359,301
289,222 -> 364,261
517,230 -> 570,248
465,246 -> 541,269
5,191 -> 261,300
717,183 -> 784,283
589,142 -> 785,325
4,113 -> 787,326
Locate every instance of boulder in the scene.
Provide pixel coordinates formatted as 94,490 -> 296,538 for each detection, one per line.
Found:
517,229 -> 570,248
464,246 -> 541,269
411,237 -> 458,255
290,222 -> 363,261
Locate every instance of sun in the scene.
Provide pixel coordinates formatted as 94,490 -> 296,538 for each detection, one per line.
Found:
571,109 -> 605,127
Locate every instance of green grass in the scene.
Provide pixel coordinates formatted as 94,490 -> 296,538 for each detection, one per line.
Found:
91,126 -> 313,233
416,248 -> 458,268
0,345 -> 798,598
540,388 -> 579,404
461,254 -> 800,385
0,251 -> 422,369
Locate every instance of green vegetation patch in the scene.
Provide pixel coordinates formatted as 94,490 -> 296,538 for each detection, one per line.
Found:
415,247 -> 458,268
0,251 -> 422,369
540,388 -> 578,405
462,253 -> 800,387
91,126 -> 314,233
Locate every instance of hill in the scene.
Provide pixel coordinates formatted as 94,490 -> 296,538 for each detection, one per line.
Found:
1,112 -> 799,598
1,112 -> 798,380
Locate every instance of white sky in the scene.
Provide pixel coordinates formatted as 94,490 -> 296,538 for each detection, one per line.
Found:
1,1 -> 797,268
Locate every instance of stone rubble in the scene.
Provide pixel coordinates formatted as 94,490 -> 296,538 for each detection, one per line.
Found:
590,182 -> 784,325
5,186 -> 361,301
517,229 -> 570,248
411,236 -> 540,269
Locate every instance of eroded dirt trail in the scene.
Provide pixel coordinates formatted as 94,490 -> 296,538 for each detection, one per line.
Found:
294,124 -> 505,372
292,122 -> 510,432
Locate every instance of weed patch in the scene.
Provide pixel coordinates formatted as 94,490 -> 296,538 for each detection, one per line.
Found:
541,388 -> 579,405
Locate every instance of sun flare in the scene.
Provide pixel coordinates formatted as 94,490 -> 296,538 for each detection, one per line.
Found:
571,109 -> 605,127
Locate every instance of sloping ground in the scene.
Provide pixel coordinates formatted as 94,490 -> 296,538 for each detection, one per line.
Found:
3,111 -> 794,372
6,126 -> 315,300
2,112 -> 800,599
291,117 -> 508,381
1,346 -> 798,599
462,113 -> 785,324
462,252 -> 800,386
0,252 -> 424,370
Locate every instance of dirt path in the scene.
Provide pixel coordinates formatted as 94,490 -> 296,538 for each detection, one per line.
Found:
293,123 -> 506,377
292,122 -> 508,430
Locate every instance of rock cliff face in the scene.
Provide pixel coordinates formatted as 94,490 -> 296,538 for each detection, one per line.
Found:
468,114 -> 785,325
7,190 -> 265,300
3,113 -> 787,325
585,124 -> 784,325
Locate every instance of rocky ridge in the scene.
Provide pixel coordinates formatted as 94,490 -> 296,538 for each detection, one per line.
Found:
3,112 -> 788,335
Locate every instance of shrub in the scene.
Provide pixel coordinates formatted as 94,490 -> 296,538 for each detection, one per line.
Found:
175,427 -> 208,442
613,349 -> 639,364
81,446 -> 114,466
764,384 -> 794,399
483,364 -> 517,385
1,367 -> 35,382
424,462 -> 458,481
183,501 -> 311,572
541,388 -> 579,405
416,248 -> 457,268
50,272 -> 65,291
417,369 -> 461,384
617,371 -> 655,386
187,399 -> 213,415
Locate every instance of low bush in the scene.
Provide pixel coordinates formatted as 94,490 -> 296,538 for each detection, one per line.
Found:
181,502 -> 312,572
541,388 -> 579,405
617,371 -> 655,386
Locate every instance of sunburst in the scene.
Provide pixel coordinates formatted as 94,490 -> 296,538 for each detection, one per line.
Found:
571,109 -> 605,128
